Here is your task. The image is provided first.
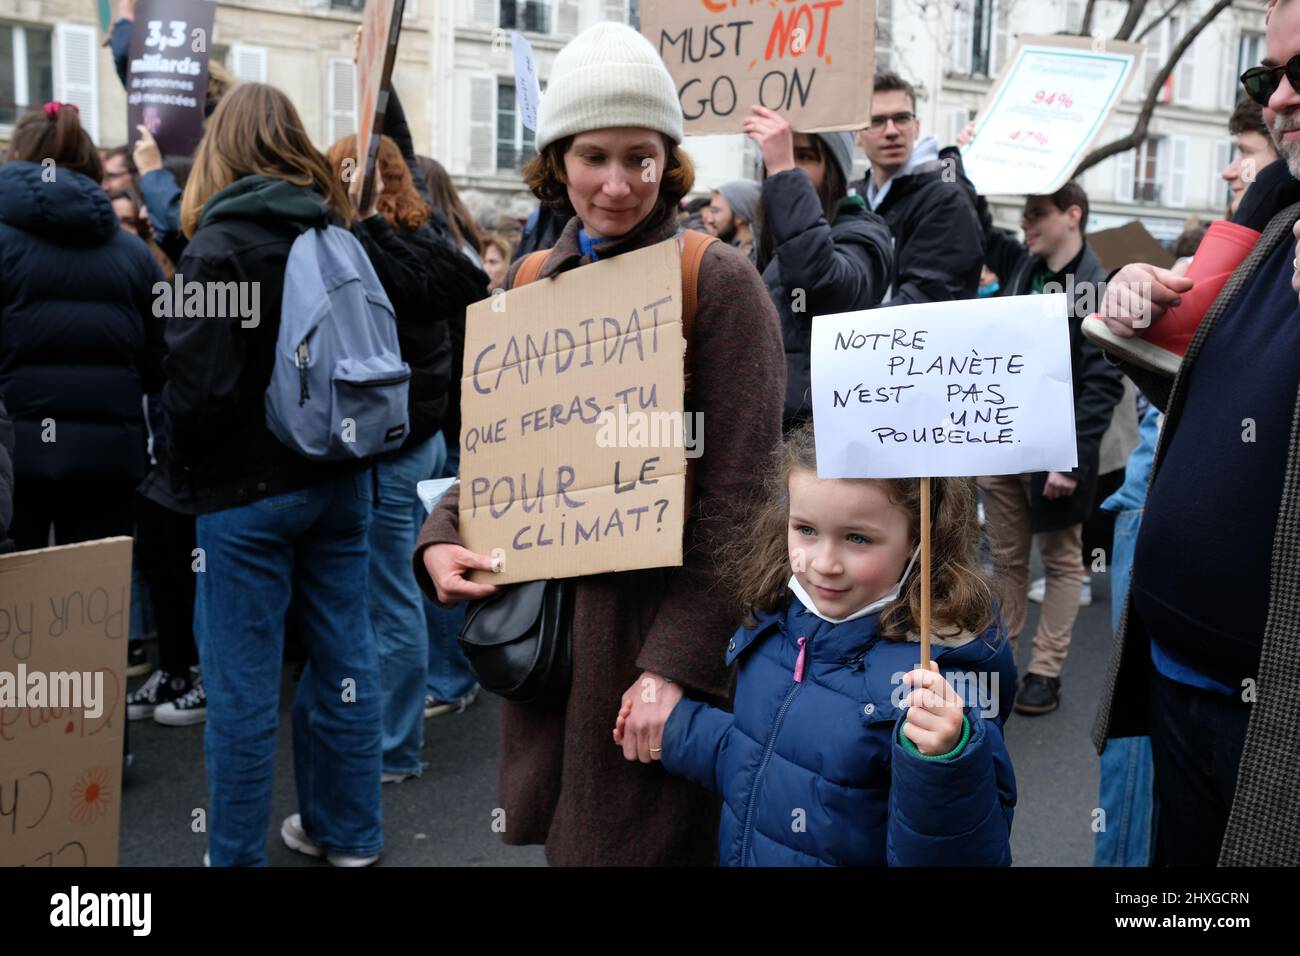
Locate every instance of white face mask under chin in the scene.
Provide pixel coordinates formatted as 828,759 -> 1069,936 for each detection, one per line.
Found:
789,544 -> 922,625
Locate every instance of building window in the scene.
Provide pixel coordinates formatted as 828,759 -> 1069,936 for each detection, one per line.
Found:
501,0 -> 551,35
1134,138 -> 1162,204
330,0 -> 367,11
875,0 -> 892,70
0,23 -> 54,128
497,79 -> 536,171
1233,30 -> 1265,104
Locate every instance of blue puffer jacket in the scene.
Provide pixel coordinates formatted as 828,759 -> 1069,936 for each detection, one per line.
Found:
661,596 -> 1017,866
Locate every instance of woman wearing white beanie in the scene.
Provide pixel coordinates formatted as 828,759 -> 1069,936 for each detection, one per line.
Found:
416,21 -> 786,866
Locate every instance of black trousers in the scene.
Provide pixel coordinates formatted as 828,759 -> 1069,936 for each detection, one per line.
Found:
1083,468 -> 1125,574
1148,668 -> 1251,866
133,494 -> 198,677
10,477 -> 135,551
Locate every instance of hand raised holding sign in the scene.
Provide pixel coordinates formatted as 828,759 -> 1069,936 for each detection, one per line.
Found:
742,105 -> 796,176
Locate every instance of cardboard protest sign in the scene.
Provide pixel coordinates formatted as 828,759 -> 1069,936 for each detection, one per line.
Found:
640,0 -> 876,135
356,0 -> 406,212
1087,221 -> 1176,273
811,295 -> 1078,479
126,0 -> 217,157
962,35 -> 1142,197
0,538 -> 132,867
459,239 -> 688,585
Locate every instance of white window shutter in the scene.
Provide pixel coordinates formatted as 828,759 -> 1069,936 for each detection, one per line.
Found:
466,0 -> 499,27
230,45 -> 268,83
1167,135 -> 1189,208
328,58 -> 358,144
556,0 -> 581,37
602,0 -> 627,24
55,24 -> 99,144
951,4 -> 973,75
1114,148 -> 1136,204
1222,30 -> 1240,110
469,74 -> 496,173
948,107 -> 970,147
1066,1 -> 1084,34
1211,140 -> 1231,212
993,0 -> 1011,75
1175,33 -> 1196,105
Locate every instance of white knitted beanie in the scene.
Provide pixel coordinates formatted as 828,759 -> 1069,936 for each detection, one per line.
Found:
536,22 -> 683,151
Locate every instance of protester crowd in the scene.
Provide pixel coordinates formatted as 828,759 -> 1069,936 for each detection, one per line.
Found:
1,0 -> 1297,868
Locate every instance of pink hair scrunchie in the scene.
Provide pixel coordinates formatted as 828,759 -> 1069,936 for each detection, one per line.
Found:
42,101 -> 78,119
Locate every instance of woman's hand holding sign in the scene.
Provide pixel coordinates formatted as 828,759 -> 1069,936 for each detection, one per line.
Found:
424,543 -> 501,604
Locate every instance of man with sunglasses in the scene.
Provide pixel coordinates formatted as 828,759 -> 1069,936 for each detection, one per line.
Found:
850,72 -> 984,306
1091,0 -> 1300,866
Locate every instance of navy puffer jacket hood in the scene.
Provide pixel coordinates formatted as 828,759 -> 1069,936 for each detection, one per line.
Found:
662,596 -> 1017,866
0,161 -> 166,485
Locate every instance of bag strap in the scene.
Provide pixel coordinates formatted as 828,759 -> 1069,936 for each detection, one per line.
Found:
678,230 -> 718,520
513,249 -> 551,287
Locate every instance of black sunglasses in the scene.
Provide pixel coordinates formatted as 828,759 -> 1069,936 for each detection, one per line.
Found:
1241,53 -> 1300,107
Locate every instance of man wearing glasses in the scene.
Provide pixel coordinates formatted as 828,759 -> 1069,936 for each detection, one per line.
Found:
850,71 -> 984,306
1092,0 -> 1300,865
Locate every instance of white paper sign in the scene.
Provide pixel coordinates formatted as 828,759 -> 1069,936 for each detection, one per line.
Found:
961,36 -> 1140,197
811,295 -> 1078,479
512,31 -> 541,132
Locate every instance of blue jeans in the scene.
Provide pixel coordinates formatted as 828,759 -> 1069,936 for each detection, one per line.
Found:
423,431 -> 477,701
196,473 -> 382,866
370,437 -> 437,775
1093,507 -> 1154,867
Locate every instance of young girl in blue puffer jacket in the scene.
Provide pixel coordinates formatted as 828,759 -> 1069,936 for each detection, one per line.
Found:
616,423 -> 1017,866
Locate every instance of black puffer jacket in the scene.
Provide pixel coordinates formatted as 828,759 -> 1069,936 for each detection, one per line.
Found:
760,169 -> 893,428
139,175 -> 369,515
850,138 -> 984,306
0,161 -> 165,486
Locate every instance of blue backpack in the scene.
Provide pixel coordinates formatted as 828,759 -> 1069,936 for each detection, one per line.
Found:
266,224 -> 411,460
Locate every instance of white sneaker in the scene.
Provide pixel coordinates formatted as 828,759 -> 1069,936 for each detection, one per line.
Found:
424,685 -> 480,719
381,771 -> 415,784
280,813 -> 379,867
1027,576 -> 1092,606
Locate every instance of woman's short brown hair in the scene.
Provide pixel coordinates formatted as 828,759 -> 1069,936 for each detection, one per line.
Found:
521,133 -> 694,224
7,104 -> 102,184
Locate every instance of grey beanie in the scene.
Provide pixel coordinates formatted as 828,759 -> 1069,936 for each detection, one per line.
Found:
815,131 -> 858,186
716,180 -> 762,225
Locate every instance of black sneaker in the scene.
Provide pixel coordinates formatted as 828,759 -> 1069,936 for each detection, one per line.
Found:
1014,674 -> 1061,715
127,642 -> 152,677
154,678 -> 206,727
126,670 -> 186,720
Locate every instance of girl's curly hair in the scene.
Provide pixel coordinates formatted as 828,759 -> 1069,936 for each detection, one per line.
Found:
721,423 -> 997,639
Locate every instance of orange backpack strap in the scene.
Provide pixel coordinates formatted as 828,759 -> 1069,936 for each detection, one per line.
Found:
680,229 -> 717,351
678,230 -> 718,520
513,249 -> 551,287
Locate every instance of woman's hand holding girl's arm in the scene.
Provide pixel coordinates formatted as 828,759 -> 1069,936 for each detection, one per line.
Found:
900,664 -> 965,756
616,672 -> 683,763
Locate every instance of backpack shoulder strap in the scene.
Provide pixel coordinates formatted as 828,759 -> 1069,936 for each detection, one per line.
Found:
513,249 -> 551,287
679,229 -> 718,348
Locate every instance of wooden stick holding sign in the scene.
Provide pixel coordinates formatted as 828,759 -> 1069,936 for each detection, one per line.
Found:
355,0 -> 406,213
810,294 -> 1080,666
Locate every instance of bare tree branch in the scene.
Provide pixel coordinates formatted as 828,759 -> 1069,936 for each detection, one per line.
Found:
1134,0 -> 1190,42
1081,0 -> 1099,34
1075,0 -> 1234,176
1115,0 -> 1149,41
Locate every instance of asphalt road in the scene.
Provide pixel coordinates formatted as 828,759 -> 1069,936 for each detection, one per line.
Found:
119,558 -> 1114,867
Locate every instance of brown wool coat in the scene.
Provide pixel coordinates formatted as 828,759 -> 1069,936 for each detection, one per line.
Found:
414,206 -> 786,865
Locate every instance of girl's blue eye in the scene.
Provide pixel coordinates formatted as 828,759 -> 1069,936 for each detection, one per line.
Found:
796,525 -> 815,537
847,533 -> 870,545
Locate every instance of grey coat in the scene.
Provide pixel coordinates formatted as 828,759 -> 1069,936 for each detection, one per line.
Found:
1092,200 -> 1300,866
